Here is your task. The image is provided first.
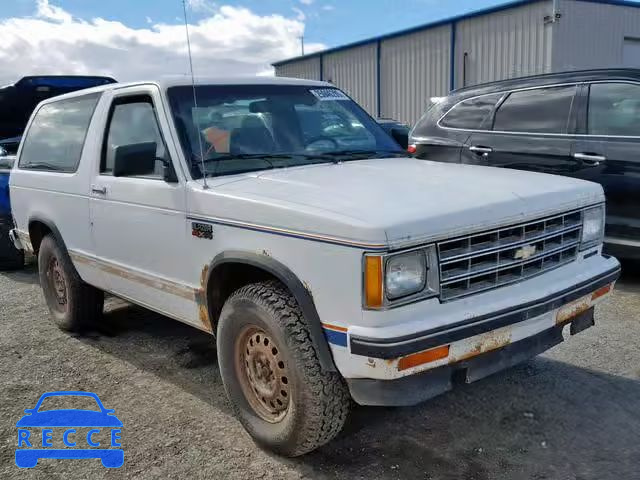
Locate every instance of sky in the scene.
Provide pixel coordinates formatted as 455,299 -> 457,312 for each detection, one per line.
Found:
0,0 -> 635,84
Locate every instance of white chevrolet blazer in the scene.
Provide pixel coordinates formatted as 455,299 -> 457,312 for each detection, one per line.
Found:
9,77 -> 621,456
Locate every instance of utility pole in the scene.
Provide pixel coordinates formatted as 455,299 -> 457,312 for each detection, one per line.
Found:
299,35 -> 305,55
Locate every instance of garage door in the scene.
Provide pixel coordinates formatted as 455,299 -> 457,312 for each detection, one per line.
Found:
623,38 -> 640,67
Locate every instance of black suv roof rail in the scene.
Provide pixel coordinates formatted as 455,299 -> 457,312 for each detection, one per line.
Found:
451,68 -> 640,95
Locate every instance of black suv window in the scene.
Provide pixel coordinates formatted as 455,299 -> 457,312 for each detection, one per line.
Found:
588,82 -> 640,136
492,86 -> 576,134
19,93 -> 100,172
440,93 -> 502,130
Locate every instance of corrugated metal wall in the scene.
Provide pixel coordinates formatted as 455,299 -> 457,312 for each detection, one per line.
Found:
274,57 -> 321,80
553,0 -> 640,70
274,0 -> 640,125
454,1 -> 553,88
322,43 -> 378,115
380,24 -> 451,125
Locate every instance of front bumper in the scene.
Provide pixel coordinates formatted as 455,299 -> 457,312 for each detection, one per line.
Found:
347,311 -> 591,406
350,263 -> 620,359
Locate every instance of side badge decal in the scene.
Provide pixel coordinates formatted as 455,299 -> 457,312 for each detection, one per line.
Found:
192,222 -> 213,240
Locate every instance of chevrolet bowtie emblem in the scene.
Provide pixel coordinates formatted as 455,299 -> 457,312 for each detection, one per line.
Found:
514,244 -> 537,260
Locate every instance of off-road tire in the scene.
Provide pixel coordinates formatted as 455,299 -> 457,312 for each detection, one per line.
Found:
38,234 -> 103,331
217,280 -> 350,457
0,221 -> 23,270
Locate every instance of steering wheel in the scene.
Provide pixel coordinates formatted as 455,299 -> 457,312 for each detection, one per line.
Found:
305,136 -> 339,151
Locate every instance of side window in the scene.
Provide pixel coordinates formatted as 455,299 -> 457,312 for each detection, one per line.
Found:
492,86 -> 576,134
439,93 -> 503,130
102,96 -> 167,178
19,93 -> 100,172
588,83 -> 640,136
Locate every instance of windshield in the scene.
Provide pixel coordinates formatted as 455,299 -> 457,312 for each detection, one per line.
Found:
167,84 -> 404,179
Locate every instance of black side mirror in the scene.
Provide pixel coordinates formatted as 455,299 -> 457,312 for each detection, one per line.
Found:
390,127 -> 409,150
163,161 -> 178,183
113,142 -> 157,177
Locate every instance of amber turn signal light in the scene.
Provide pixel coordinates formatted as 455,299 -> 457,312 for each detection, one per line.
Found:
398,345 -> 450,371
364,255 -> 383,308
591,283 -> 612,301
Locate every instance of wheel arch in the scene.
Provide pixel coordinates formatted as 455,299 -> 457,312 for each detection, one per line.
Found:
27,216 -> 66,255
205,251 -> 337,372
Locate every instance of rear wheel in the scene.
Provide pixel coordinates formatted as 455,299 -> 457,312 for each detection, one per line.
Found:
217,280 -> 350,457
38,234 -> 103,331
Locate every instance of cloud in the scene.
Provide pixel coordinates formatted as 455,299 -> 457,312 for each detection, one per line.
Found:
322,5 -> 335,11
291,7 -> 305,21
0,0 -> 325,84
300,0 -> 314,4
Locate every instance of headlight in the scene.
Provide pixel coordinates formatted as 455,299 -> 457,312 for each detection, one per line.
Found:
364,246 -> 438,309
581,205 -> 605,249
385,251 -> 426,299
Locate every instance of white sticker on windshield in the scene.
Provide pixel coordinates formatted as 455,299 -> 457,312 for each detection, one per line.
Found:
310,88 -> 350,101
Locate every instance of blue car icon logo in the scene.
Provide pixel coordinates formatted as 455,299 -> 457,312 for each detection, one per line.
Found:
15,391 -> 123,468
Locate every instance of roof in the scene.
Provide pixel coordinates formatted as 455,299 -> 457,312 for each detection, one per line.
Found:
449,68 -> 640,98
272,0 -> 640,67
36,75 -> 333,104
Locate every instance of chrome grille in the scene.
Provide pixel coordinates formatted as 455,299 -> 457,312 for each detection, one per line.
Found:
438,210 -> 582,301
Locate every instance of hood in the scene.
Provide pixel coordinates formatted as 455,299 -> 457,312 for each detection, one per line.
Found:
197,158 -> 602,249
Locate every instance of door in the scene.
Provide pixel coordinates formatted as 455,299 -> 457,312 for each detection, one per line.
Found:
413,93 -> 503,163
462,85 -> 579,174
578,81 -> 640,250
89,88 -> 195,324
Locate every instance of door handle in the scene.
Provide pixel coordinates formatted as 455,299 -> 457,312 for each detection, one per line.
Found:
91,185 -> 107,195
573,153 -> 606,166
469,146 -> 493,156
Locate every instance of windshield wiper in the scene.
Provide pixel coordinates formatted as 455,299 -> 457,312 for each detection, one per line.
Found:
198,153 -> 296,178
318,149 -> 406,161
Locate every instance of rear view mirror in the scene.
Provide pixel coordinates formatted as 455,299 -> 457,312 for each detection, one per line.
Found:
113,142 -> 157,177
391,127 -> 409,150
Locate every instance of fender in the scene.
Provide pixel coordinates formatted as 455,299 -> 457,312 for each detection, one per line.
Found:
207,251 -> 337,372
27,215 -> 68,255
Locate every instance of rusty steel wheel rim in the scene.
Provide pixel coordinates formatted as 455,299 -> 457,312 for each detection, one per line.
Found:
47,257 -> 68,313
235,326 -> 291,423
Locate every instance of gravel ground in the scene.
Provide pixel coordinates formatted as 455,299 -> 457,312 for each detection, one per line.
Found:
1,261 -> 639,480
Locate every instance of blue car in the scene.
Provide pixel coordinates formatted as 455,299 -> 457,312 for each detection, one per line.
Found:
15,391 -> 123,468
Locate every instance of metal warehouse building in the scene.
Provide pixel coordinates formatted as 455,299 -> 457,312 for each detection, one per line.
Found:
273,0 -> 640,124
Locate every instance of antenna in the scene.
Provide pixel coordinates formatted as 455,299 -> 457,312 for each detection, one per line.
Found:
182,0 -> 209,189
299,35 -> 305,55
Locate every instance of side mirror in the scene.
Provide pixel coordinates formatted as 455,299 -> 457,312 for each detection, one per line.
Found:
390,127 -> 409,150
113,142 -> 157,177
163,161 -> 178,183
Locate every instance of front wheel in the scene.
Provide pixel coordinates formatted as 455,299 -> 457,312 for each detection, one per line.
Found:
38,234 -> 103,332
217,280 -> 350,457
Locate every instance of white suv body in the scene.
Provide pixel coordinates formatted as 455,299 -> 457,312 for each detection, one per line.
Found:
9,77 -> 620,455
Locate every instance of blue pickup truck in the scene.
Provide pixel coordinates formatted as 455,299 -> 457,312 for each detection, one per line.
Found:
0,154 -> 22,269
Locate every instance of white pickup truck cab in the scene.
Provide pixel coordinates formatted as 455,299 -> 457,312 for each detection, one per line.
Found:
9,77 -> 620,456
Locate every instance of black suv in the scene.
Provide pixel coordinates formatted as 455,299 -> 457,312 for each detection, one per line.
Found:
410,69 -> 640,259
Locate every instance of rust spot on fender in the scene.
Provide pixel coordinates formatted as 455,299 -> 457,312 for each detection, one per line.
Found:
194,264 -> 213,333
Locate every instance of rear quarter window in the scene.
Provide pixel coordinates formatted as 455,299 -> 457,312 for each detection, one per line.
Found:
19,93 -> 100,173
439,93 -> 503,130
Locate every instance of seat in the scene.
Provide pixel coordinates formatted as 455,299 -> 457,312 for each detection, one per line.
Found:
229,116 -> 276,155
